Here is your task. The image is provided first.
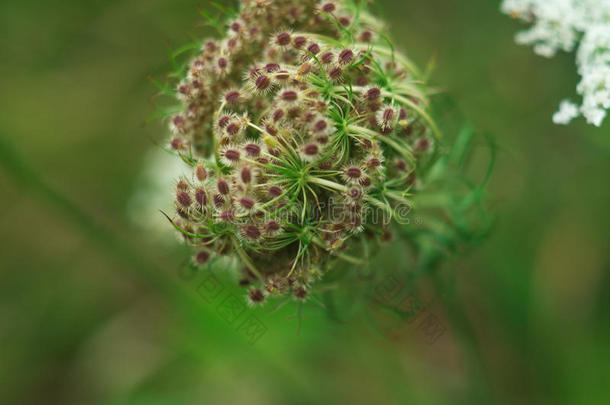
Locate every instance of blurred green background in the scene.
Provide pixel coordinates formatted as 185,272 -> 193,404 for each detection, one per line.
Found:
1,0 -> 610,404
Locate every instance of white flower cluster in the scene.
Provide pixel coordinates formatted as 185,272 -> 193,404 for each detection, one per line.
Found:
501,0 -> 610,126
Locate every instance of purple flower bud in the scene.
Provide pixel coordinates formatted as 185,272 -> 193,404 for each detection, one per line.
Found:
242,224 -> 261,240
268,186 -> 283,198
204,41 -> 217,53
307,43 -> 321,54
264,220 -> 281,233
248,288 -> 265,303
297,62 -> 312,76
302,143 -> 319,156
366,157 -> 381,169
176,180 -> 189,191
218,115 -> 230,128
315,135 -> 329,145
217,57 -> 228,69
239,197 -> 256,210
272,109 -> 285,122
224,90 -> 241,104
172,114 -> 185,127
275,32 -> 291,46
293,35 -> 307,49
416,138 -> 431,152
395,159 -> 407,172
344,166 -> 362,179
272,72 -> 288,85
240,167 -> 252,183
195,250 -> 210,264
170,138 -> 185,150
178,84 -> 190,96
195,188 -> 207,205
359,176 -> 372,188
365,87 -> 381,100
177,191 -> 192,207
244,143 -> 261,157
360,30 -> 373,42
313,119 -> 328,132
223,148 -> 241,162
399,107 -> 408,120
338,49 -> 354,65
219,209 -> 235,222
226,122 -> 241,136
217,179 -> 230,195
254,74 -> 271,91
320,2 -> 336,13
279,89 -> 298,102
329,66 -> 343,81
230,20 -> 243,33
383,108 -> 394,122
196,163 -> 207,181
213,194 -> 225,208
320,51 -> 334,64
264,62 -> 280,72
264,122 -> 278,136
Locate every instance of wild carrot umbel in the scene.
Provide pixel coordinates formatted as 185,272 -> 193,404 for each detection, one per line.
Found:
159,0 -> 443,304
502,0 -> 610,126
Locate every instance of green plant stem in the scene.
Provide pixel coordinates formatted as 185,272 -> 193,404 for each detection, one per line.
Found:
231,236 -> 264,281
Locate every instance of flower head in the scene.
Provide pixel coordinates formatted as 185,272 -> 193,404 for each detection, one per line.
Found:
161,0 -> 439,304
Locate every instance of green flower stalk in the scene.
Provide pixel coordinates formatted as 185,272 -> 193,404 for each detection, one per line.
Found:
162,0 -> 445,305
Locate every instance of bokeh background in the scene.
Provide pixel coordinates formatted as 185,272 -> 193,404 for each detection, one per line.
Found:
1,0 -> 610,404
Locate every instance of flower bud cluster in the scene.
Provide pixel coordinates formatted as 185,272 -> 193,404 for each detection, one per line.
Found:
165,0 -> 439,305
